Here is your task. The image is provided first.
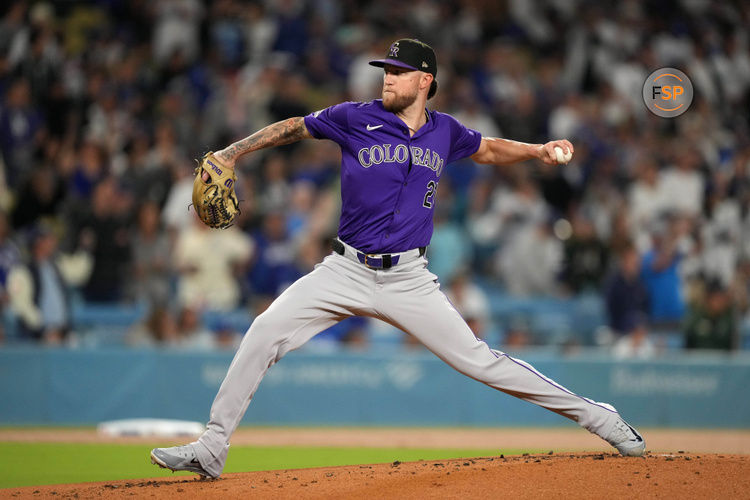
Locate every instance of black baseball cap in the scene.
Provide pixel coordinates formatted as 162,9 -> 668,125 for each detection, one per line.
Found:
369,39 -> 437,77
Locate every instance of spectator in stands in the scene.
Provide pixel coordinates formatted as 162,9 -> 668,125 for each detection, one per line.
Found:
0,211 -> 19,292
243,3 -> 277,66
174,212 -> 253,311
473,170 -> 548,252
701,174 -> 741,289
429,198 -> 472,285
628,156 -> 667,249
15,4 -> 61,104
74,178 -> 133,303
292,234 -> 330,277
445,270 -> 490,339
640,216 -> 686,326
126,305 -> 178,348
498,216 -> 563,297
0,211 -> 20,341
258,153 -> 291,214
174,306 -> 214,350
84,84 -> 132,157
245,210 -> 298,303
132,121 -> 184,207
285,179 -> 316,240
152,0 -> 204,66
612,314 -> 656,359
604,243 -> 650,338
450,81 -> 503,139
536,160 -> 576,219
660,146 -> 705,219
0,79 -> 44,189
212,318 -> 241,351
580,167 -> 624,246
292,140 -> 339,189
7,222 -> 91,344
502,316 -> 532,350
10,164 -> 65,231
684,279 -> 736,351
267,72 -> 310,122
561,211 -> 609,294
311,316 -> 369,351
207,0 -> 247,71
161,161 -> 198,236
130,201 -> 171,306
465,176 -> 497,273
606,209 -> 634,261
69,141 -> 107,201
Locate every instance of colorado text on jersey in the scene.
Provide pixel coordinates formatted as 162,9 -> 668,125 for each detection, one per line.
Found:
357,144 -> 445,176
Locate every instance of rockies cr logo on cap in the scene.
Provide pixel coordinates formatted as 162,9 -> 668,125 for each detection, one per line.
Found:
369,38 -> 437,77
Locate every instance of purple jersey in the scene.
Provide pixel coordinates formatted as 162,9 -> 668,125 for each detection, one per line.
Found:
304,100 -> 481,253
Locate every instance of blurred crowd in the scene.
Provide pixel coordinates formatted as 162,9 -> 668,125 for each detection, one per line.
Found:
1,0 -> 749,354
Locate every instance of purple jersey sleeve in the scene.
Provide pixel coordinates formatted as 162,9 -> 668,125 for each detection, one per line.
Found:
304,102 -> 354,146
444,114 -> 483,163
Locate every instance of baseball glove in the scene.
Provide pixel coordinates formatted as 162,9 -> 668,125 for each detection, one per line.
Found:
192,152 -> 239,229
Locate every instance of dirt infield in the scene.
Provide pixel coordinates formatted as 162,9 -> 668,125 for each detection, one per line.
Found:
3,452 -> 748,499
2,428 -> 749,498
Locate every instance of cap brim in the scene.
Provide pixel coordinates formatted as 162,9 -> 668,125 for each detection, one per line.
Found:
368,58 -> 419,71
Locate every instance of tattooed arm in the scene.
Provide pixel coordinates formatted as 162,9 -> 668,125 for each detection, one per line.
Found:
214,117 -> 312,168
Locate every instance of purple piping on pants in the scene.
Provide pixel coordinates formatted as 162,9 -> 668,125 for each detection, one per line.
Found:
483,341 -> 500,358
500,353 -> 618,414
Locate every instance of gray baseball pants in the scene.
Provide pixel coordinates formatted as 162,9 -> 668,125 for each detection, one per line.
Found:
194,247 -> 620,476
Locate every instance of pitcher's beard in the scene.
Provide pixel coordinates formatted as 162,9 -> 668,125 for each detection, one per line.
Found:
382,89 -> 418,113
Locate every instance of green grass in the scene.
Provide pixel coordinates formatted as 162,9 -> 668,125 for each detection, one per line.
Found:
0,443 -> 523,489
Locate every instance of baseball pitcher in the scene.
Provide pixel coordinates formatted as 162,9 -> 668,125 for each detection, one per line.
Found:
152,39 -> 644,478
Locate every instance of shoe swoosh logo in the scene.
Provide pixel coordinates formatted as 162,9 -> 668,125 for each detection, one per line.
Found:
626,424 -> 643,441
366,124 -> 383,131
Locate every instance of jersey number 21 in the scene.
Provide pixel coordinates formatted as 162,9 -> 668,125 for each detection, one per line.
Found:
423,180 -> 437,208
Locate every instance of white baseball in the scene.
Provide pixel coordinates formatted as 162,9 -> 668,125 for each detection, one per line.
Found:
554,146 -> 573,164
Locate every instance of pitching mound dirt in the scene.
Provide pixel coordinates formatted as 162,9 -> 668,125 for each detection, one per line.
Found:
4,453 -> 748,499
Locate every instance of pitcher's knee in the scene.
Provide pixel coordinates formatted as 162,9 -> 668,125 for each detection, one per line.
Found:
451,355 -> 505,383
247,309 -> 288,336
241,312 -> 291,352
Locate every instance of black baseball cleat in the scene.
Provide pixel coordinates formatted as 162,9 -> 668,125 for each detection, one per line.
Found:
150,444 -> 219,479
